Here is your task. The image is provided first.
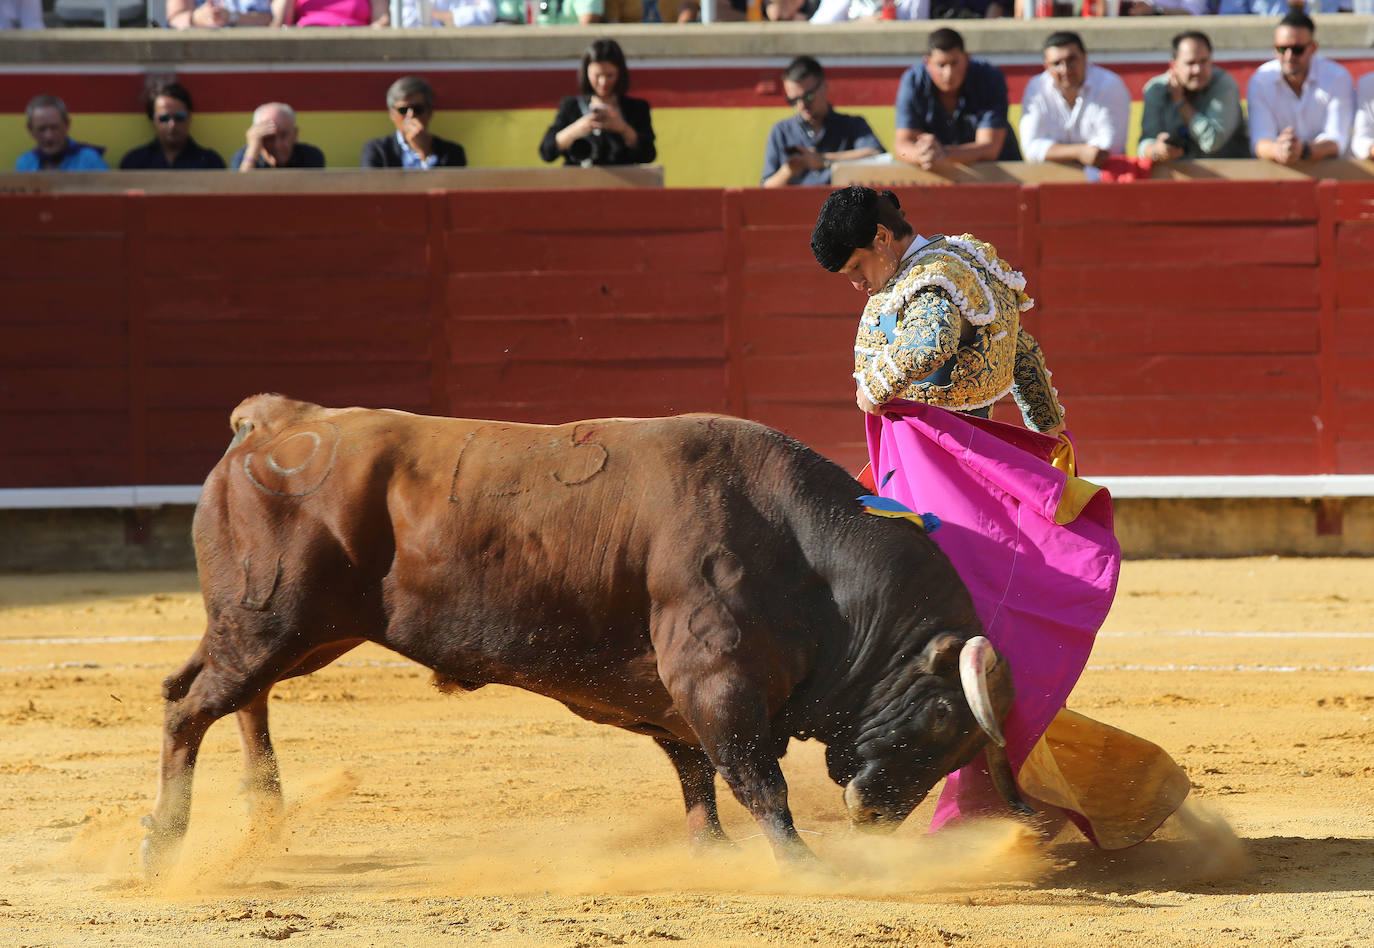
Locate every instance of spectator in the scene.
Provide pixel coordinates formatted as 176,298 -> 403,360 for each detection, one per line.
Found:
894,28 -> 1020,173
401,0 -> 496,22
531,0 -> 602,23
119,82 -> 226,171
1138,31 -> 1249,164
811,0 -> 928,20
231,103 -> 326,170
15,95 -> 108,171
1019,31 -> 1129,169
361,76 -> 466,168
1248,12 -> 1353,167
1352,72 -> 1374,161
539,39 -> 656,167
0,0 -> 42,28
761,56 -> 883,188
270,0 -> 388,26
766,0 -> 817,17
1215,0 -> 1339,14
165,0 -> 273,27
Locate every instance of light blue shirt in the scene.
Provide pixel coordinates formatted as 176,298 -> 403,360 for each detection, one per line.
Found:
396,131 -> 439,169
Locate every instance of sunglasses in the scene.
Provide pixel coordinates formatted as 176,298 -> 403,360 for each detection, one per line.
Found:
786,87 -> 821,106
1275,44 -> 1308,56
392,103 -> 430,117
155,112 -> 189,124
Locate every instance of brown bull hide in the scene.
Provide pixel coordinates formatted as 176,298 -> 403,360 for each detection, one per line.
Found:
144,395 -> 1005,873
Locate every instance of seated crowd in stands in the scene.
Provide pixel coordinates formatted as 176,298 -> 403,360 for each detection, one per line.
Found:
3,0 -> 1373,28
12,15 -> 1374,176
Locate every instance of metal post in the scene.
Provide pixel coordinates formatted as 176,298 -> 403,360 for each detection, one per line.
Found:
390,0 -> 403,26
105,0 -> 118,27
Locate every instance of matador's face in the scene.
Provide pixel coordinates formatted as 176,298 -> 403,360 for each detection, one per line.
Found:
838,225 -> 901,297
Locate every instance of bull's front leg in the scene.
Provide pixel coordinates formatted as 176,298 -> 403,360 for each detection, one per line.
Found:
235,691 -> 284,827
653,737 -> 731,851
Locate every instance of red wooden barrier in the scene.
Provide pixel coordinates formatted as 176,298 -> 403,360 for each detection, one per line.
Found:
2,182 -> 1371,490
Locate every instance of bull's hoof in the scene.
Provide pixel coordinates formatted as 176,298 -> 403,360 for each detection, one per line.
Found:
139,814 -> 183,880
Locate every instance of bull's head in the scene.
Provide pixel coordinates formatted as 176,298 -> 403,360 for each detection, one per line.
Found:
830,633 -> 1025,830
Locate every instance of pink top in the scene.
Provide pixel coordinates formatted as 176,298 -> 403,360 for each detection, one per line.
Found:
292,0 -> 372,26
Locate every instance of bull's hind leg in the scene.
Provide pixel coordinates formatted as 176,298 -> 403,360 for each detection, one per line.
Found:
654,737 -> 731,851
233,640 -> 363,828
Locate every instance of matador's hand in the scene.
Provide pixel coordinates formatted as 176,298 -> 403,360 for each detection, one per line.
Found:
856,389 -> 881,415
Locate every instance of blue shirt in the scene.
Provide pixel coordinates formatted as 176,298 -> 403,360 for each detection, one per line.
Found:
1215,0 -> 1337,12
119,137 -> 226,170
396,130 -> 438,169
760,111 -> 884,186
15,140 -> 109,171
895,57 -> 1022,162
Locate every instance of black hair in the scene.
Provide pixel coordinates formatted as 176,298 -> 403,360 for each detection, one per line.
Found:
1278,11 -> 1315,33
810,187 -> 914,273
145,81 -> 193,119
784,55 -> 824,85
927,28 -> 965,55
1043,31 -> 1085,55
1171,31 -> 1212,56
579,38 -> 630,97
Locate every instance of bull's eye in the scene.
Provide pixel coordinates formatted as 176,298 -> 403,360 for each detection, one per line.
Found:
929,698 -> 952,729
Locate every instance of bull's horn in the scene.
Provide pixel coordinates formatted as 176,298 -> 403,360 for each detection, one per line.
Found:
959,635 -> 1006,748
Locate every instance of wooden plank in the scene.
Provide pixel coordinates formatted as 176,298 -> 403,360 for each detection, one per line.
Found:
745,400 -> 866,449
1,278 -> 129,323
446,271 -> 724,319
445,360 -> 725,409
734,312 -> 856,359
1083,438 -> 1326,476
740,225 -> 1020,271
1336,441 -> 1374,473
1054,394 -> 1320,441
142,235 -> 429,279
148,317 -> 430,365
444,189 -> 722,234
1335,270 -> 1374,308
142,194 -> 429,236
444,230 -> 726,275
0,368 -> 128,413
740,269 -> 858,316
1330,182 -> 1374,222
1334,220 -> 1374,267
1038,180 -> 1318,224
445,314 -> 725,363
0,194 -> 126,234
1038,264 -> 1320,310
739,354 -> 856,400
446,392 -> 732,424
1,322 -> 129,368
736,184 -> 1021,230
144,364 -> 432,411
0,235 -> 126,279
0,411 -> 130,457
1039,222 -> 1318,267
1049,354 -> 1320,397
0,454 -> 132,489
1036,308 -> 1320,355
1333,356 -> 1374,396
141,276 -> 428,322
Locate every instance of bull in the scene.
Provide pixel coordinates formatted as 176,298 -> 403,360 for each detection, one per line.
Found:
143,395 -> 1020,872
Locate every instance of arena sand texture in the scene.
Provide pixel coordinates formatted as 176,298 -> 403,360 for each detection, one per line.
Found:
1,558 -> 1372,947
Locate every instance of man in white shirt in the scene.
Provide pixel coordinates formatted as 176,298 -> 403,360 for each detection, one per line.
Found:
1019,31 -> 1130,169
1352,72 -> 1374,161
1247,12 -> 1354,166
0,0 -> 43,28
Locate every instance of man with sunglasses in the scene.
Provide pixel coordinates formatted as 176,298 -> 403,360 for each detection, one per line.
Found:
1247,12 -> 1353,167
761,56 -> 883,189
362,76 -> 467,169
119,81 -> 226,171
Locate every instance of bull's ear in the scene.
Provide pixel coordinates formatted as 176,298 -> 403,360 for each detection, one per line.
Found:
923,633 -> 963,678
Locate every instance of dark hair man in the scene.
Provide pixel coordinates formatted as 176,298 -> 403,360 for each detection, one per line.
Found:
1019,31 -> 1130,169
1246,12 -> 1353,167
119,81 -> 226,170
894,28 -> 1020,172
15,95 -> 109,172
761,56 -> 884,189
1138,32 -> 1248,164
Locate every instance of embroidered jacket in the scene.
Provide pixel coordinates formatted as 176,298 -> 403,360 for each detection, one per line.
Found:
853,234 -> 1064,432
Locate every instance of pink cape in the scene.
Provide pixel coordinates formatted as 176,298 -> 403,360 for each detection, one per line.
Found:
864,402 -> 1121,837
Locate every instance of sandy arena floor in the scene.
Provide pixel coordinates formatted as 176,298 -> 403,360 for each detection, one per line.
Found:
1,558 -> 1372,947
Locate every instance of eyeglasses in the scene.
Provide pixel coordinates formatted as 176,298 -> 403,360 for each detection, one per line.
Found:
1275,44 -> 1308,56
155,112 -> 188,124
392,103 -> 430,117
785,86 -> 822,106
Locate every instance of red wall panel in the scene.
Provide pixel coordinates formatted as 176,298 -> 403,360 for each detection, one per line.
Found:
4,183 -> 1374,490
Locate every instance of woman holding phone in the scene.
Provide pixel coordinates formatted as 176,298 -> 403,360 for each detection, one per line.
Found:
539,39 -> 656,167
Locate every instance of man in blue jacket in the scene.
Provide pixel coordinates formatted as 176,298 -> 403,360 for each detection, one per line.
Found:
15,95 -> 109,172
